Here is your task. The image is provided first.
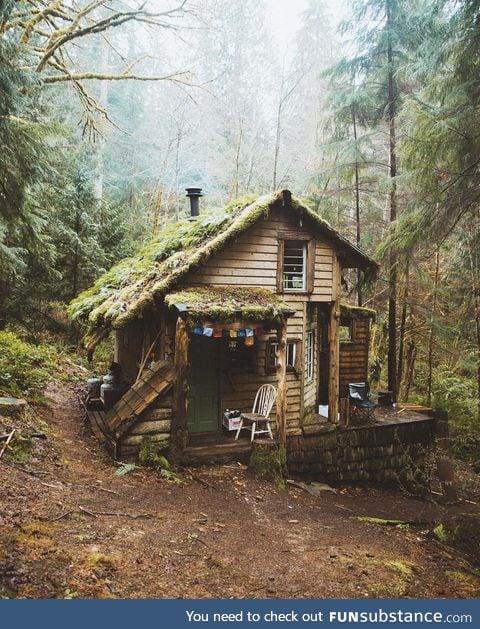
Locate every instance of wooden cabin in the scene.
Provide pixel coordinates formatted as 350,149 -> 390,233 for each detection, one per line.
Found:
70,190 -> 377,462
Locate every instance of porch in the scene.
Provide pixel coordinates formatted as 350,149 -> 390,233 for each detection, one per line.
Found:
167,286 -> 296,460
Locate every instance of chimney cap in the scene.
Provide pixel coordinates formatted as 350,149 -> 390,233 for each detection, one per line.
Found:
185,186 -> 203,197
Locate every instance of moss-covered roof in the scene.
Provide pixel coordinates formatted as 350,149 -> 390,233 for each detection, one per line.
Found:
340,302 -> 376,319
165,286 -> 295,323
69,190 -> 377,335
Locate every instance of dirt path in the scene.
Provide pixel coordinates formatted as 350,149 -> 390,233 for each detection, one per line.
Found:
1,383 -> 480,599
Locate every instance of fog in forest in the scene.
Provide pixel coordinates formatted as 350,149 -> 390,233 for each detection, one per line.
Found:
61,0 -> 350,221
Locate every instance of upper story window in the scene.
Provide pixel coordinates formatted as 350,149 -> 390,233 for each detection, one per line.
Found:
283,240 -> 307,291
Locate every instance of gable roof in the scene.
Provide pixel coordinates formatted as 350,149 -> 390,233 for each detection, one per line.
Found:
69,190 -> 378,338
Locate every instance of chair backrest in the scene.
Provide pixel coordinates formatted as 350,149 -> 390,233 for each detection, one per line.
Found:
349,382 -> 368,401
252,384 -> 277,417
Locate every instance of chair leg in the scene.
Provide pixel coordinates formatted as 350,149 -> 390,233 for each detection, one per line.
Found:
235,418 -> 243,441
250,422 -> 256,442
267,421 -> 273,440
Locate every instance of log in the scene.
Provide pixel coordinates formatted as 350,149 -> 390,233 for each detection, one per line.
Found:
121,433 -> 170,447
142,408 -> 172,421
130,419 -> 171,436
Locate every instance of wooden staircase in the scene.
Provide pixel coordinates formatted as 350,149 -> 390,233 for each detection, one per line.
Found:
85,360 -> 174,458
105,360 -> 174,439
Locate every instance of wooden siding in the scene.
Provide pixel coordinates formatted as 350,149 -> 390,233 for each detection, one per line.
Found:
339,317 -> 371,396
185,206 -> 334,300
303,304 -> 318,416
180,205 -> 337,433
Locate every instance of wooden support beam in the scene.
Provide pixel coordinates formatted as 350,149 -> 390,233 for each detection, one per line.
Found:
276,320 -> 288,448
328,257 -> 341,423
170,316 -> 189,463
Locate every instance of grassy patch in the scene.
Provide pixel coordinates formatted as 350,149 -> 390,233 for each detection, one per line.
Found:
17,520 -> 58,555
0,331 -> 58,398
357,517 -> 407,526
386,560 -> 413,577
86,552 -> 117,570
433,523 -> 449,542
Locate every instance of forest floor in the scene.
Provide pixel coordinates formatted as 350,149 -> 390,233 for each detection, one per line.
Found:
1,382 -> 480,599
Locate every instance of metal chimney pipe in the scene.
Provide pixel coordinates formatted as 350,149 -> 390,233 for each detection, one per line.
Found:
185,187 -> 203,217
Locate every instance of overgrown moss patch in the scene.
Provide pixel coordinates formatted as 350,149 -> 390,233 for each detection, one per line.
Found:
86,552 -> 117,571
357,517 -> 407,526
249,443 -> 286,487
17,520 -> 58,555
165,286 -> 292,323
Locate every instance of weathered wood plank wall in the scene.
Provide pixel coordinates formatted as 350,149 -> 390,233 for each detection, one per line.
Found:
339,318 -> 371,396
182,206 -> 337,433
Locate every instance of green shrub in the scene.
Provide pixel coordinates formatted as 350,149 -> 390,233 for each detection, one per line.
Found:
0,331 -> 57,397
138,436 -> 170,469
432,365 -> 479,460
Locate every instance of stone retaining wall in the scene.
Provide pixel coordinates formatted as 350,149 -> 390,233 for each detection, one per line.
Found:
287,418 -> 437,493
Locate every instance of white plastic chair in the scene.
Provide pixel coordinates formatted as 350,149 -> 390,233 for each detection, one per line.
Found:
234,384 -> 277,442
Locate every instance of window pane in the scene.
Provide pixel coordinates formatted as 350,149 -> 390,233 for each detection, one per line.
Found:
283,240 -> 306,290
269,341 -> 296,368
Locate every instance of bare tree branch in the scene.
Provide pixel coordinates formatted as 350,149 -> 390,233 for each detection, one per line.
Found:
42,69 -> 192,83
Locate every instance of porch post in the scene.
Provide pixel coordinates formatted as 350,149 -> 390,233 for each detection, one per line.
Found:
276,319 -> 288,449
328,302 -> 340,423
170,315 -> 189,462
328,256 -> 341,423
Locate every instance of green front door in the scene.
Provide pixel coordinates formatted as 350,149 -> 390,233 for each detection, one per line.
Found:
187,336 -> 220,433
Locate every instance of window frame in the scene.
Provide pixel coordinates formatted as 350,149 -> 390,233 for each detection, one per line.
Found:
277,234 -> 315,294
266,337 -> 300,374
339,316 -> 355,343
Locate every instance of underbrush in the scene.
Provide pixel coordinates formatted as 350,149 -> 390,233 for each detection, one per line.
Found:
0,330 -> 62,398
431,367 -> 479,463
0,328 -> 86,400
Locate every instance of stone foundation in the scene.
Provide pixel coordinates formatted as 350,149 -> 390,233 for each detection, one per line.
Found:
287,418 -> 437,493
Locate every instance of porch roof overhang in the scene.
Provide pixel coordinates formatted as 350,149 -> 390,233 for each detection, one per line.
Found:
164,286 -> 295,324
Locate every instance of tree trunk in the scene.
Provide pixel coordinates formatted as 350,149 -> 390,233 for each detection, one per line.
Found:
71,208 -> 81,300
397,256 -> 410,400
404,340 -> 416,401
0,276 -> 8,329
427,250 -> 440,406
352,103 -> 362,306
272,98 -> 282,190
467,232 -> 480,419
386,0 -> 398,401
232,114 -> 244,199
